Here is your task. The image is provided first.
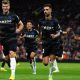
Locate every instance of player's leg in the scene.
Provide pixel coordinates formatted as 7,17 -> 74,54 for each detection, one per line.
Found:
9,51 -> 16,80
9,41 -> 17,80
1,59 -> 6,71
43,56 -> 49,66
0,47 -> 10,71
52,59 -> 59,73
30,52 -> 36,74
42,49 -> 50,79
1,55 -> 10,71
48,43 -> 57,80
49,55 -> 56,80
1,52 -> 6,71
53,44 -> 63,73
42,42 -> 53,80
29,45 -> 38,74
42,46 -> 50,66
49,44 -> 63,80
42,50 -> 50,78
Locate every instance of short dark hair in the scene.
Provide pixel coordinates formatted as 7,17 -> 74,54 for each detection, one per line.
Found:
2,0 -> 10,4
43,3 -> 52,9
26,20 -> 33,24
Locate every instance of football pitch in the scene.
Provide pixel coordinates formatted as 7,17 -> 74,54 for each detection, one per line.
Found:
0,62 -> 80,80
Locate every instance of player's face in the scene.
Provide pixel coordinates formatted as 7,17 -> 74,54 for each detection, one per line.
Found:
26,22 -> 33,30
43,6 -> 52,17
2,3 -> 10,13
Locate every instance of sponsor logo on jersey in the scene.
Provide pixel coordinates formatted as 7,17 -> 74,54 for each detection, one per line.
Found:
0,20 -> 12,23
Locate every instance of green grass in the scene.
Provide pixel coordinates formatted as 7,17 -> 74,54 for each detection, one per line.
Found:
0,62 -> 80,80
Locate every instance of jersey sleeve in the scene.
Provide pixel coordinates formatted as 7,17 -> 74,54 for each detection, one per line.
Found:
14,14 -> 20,24
38,19 -> 42,34
54,20 -> 62,34
34,29 -> 39,37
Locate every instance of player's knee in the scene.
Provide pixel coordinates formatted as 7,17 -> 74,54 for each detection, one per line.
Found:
30,55 -> 34,59
44,63 -> 48,66
30,52 -> 36,59
9,51 -> 16,58
43,62 -> 48,66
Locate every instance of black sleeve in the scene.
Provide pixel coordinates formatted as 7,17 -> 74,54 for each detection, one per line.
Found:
36,30 -> 39,36
34,29 -> 39,37
55,20 -> 62,34
14,14 -> 20,24
38,19 -> 42,34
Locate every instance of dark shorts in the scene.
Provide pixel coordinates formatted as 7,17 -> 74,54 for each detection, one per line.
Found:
24,44 -> 37,59
1,38 -> 17,56
42,40 -> 63,57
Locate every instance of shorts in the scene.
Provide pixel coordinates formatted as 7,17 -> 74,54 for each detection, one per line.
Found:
42,40 -> 63,57
1,38 -> 17,56
24,44 -> 37,59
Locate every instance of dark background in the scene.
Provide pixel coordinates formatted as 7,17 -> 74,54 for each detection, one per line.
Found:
0,0 -> 80,24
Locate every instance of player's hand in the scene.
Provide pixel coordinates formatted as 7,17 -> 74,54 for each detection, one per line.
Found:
50,34 -> 57,39
16,29 -> 20,33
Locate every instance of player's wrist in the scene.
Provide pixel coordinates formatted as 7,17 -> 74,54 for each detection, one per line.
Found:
16,29 -> 21,33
